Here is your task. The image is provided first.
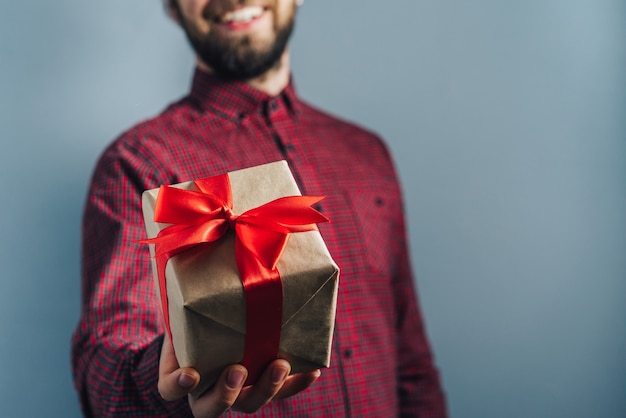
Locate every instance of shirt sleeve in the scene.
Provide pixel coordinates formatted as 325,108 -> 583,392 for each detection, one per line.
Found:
389,166 -> 448,417
70,138 -> 192,417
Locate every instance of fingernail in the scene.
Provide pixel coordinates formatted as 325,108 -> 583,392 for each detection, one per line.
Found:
178,372 -> 196,388
227,368 -> 245,389
271,367 -> 288,384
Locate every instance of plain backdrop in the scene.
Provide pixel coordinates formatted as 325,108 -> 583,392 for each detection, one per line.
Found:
1,1 -> 624,417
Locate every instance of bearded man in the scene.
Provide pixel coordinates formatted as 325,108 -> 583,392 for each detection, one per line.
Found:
71,0 -> 447,416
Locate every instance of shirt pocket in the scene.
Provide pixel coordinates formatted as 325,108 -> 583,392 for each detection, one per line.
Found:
342,185 -> 397,277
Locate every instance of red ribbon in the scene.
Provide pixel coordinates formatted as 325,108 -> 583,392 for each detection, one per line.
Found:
142,174 -> 328,384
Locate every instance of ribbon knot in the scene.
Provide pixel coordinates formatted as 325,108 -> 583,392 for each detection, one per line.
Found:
223,206 -> 238,226
142,173 -> 329,384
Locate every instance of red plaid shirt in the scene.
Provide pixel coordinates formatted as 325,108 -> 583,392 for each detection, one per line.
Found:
71,69 -> 446,417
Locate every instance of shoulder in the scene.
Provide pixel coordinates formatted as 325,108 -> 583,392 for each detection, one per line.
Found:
297,99 -> 396,176
106,96 -> 196,152
299,100 -> 383,143
90,97 -> 197,194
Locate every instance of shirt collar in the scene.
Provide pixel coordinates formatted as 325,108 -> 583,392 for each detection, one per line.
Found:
188,68 -> 302,121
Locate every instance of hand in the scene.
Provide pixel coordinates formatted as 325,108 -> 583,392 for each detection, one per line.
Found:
158,336 -> 321,417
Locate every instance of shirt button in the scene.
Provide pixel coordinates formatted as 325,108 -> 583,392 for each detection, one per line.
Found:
285,144 -> 295,152
343,349 -> 353,359
269,100 -> 278,111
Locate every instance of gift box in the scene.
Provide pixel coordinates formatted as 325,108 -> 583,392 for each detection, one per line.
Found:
141,160 -> 339,397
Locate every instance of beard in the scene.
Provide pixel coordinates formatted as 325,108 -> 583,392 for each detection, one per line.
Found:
176,2 -> 296,81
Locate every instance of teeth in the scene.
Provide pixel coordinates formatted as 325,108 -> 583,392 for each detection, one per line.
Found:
221,6 -> 264,23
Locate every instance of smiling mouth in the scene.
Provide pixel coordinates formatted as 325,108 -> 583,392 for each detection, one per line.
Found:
216,6 -> 267,24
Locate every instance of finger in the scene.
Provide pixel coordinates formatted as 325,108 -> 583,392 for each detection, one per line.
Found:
274,369 -> 322,400
158,336 -> 200,401
188,365 -> 248,417
231,359 -> 291,414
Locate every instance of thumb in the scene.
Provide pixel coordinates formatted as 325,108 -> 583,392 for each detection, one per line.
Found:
159,367 -> 201,401
158,335 -> 200,401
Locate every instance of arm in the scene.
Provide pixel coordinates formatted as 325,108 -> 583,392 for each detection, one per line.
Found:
391,178 -> 448,417
71,140 -> 319,416
70,143 -> 192,417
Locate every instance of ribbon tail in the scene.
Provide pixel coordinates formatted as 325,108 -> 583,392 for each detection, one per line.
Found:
155,253 -> 173,343
236,223 -> 290,270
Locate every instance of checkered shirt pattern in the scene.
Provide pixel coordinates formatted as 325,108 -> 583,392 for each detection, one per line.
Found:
71,69 -> 447,417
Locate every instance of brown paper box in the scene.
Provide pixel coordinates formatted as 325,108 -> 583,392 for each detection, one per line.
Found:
142,160 -> 340,397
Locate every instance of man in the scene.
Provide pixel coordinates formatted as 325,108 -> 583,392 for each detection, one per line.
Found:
71,0 -> 447,416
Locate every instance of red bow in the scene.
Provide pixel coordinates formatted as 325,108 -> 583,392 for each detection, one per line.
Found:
143,174 -> 328,384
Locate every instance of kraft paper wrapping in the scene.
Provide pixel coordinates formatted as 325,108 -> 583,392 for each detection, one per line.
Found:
142,160 -> 340,397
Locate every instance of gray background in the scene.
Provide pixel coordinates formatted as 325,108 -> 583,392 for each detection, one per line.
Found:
1,1 -> 624,417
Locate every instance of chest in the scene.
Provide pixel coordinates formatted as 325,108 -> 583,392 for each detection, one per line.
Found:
163,114 -> 399,298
